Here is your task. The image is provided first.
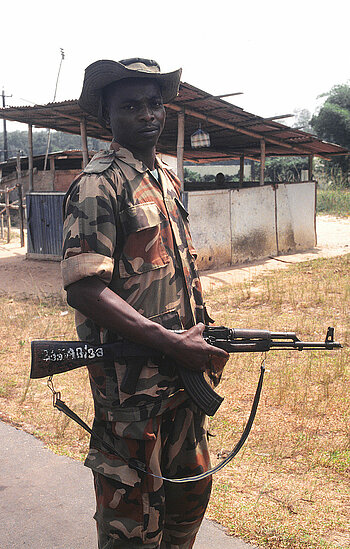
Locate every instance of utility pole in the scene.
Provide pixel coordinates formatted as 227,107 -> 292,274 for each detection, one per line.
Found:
44,48 -> 65,171
2,88 -> 12,162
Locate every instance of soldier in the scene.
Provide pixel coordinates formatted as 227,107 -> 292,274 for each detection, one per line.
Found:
61,58 -> 228,548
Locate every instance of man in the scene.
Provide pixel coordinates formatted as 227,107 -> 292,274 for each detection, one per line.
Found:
61,58 -> 228,548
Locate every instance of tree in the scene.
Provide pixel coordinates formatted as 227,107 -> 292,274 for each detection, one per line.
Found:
183,168 -> 201,182
264,156 -> 308,182
0,130 -> 106,160
311,84 -> 350,187
292,108 -> 314,133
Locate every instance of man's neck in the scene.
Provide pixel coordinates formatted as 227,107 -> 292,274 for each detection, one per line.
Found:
115,141 -> 157,170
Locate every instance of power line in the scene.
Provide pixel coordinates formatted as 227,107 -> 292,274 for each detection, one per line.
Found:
44,48 -> 65,171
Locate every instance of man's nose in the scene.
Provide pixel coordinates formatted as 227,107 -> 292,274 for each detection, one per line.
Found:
139,104 -> 155,121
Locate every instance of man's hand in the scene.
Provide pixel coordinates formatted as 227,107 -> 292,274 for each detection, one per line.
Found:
163,323 -> 229,373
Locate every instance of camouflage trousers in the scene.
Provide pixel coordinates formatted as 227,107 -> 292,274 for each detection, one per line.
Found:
91,399 -> 212,548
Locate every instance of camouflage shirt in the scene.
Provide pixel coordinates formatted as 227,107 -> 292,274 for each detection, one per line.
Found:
61,142 -> 207,423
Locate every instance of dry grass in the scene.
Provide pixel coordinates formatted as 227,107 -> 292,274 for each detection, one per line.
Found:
206,254 -> 350,548
0,254 -> 349,548
0,295 -> 92,459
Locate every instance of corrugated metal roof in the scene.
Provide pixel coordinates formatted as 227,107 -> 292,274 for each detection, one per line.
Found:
0,82 -> 348,161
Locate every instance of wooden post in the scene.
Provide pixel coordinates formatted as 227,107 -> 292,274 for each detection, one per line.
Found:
50,156 -> 55,190
80,119 -> 89,168
239,154 -> 244,188
176,110 -> 185,192
16,183 -> 25,247
0,214 -> 3,239
16,151 -> 24,246
5,188 -> 10,243
28,124 -> 34,192
308,155 -> 313,181
259,139 -> 266,186
16,150 -> 21,180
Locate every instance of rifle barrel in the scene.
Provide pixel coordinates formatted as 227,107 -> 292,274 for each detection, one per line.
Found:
270,341 -> 342,350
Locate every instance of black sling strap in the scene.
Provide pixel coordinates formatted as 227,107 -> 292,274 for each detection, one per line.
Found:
48,360 -> 266,484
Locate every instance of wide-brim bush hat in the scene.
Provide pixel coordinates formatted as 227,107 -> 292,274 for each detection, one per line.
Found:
78,57 -> 182,116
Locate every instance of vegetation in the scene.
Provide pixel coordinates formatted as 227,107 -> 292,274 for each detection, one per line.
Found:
0,130 -> 106,159
263,157 -> 308,183
0,254 -> 349,548
317,188 -> 350,216
311,84 -> 350,188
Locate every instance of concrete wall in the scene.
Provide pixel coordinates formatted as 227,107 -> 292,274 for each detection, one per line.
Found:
276,182 -> 316,253
187,181 -> 316,270
186,189 -> 231,270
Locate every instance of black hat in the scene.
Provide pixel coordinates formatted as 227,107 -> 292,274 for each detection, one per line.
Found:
78,57 -> 182,116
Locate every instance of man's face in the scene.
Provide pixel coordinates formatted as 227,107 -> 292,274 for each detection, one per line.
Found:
104,78 -> 166,152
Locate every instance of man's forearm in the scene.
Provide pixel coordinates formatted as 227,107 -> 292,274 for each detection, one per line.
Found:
66,276 -> 228,372
66,276 -> 170,350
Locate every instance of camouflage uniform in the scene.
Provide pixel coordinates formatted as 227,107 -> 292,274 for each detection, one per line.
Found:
62,142 -> 211,548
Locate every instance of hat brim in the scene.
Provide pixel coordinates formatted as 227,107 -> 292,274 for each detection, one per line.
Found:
78,59 -> 182,117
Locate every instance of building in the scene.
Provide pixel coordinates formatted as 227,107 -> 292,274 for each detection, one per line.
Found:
0,82 -> 348,267
0,150 -> 94,195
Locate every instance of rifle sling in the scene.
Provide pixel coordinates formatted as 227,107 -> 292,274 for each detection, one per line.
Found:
49,362 -> 266,483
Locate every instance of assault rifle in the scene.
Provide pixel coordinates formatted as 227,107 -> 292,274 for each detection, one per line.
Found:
31,326 -> 341,416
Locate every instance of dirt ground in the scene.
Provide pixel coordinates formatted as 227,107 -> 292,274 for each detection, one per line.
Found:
0,215 -> 348,297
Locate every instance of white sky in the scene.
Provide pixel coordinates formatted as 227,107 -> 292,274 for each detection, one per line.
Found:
1,0 -> 349,132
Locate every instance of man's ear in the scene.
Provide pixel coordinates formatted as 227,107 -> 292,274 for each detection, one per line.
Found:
97,98 -> 110,129
102,104 -> 110,126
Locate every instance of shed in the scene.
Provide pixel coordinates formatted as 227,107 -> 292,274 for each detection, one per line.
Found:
0,150 -> 95,195
0,82 -> 348,267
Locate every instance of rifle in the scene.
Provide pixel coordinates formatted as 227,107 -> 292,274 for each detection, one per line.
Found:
31,326 -> 341,417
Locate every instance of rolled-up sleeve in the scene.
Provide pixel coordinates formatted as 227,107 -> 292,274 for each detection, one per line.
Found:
61,173 -> 117,289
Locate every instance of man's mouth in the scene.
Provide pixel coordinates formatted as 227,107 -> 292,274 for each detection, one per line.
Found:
138,126 -> 159,136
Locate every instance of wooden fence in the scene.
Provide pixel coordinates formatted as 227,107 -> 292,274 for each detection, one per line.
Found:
0,184 -> 25,246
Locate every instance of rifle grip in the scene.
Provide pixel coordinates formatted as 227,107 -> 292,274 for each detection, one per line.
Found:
177,367 -> 223,416
120,358 -> 145,394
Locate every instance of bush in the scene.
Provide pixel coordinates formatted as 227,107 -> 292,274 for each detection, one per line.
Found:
317,188 -> 350,216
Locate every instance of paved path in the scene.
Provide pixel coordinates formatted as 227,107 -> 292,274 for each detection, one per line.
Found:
0,421 -> 257,549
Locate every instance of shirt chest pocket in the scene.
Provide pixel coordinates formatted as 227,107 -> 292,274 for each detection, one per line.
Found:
119,202 -> 170,278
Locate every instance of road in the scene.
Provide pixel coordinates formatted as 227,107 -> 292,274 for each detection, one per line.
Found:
0,421 -> 257,549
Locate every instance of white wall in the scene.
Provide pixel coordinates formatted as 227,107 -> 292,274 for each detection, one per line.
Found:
230,186 -> 277,263
187,182 -> 316,270
186,189 -> 231,269
276,183 -> 316,253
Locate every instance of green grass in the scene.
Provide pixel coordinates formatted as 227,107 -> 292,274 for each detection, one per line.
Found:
317,188 -> 350,216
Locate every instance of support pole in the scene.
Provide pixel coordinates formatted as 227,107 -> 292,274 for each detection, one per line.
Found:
2,89 -> 9,161
16,150 -> 22,182
80,119 -> 89,168
49,157 -> 55,190
308,154 -> 313,181
5,188 -> 10,243
176,110 -> 185,192
28,124 -> 34,192
259,139 -> 266,186
239,154 -> 244,188
16,183 -> 24,247
16,150 -> 25,246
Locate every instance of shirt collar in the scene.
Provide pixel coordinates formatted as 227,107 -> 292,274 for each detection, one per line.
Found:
110,141 -> 161,174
